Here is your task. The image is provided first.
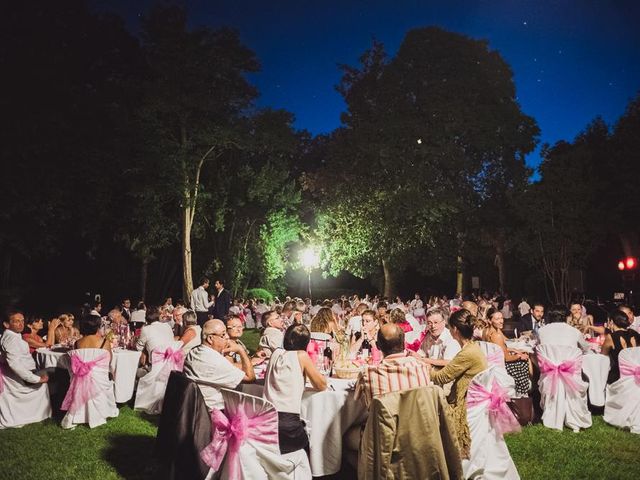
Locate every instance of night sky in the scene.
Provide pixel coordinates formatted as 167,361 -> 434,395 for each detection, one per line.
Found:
94,0 -> 640,171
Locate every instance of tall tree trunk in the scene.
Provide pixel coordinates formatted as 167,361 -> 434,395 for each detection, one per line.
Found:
382,259 -> 396,299
456,255 -> 464,296
494,242 -> 506,294
140,257 -> 149,301
182,204 -> 194,303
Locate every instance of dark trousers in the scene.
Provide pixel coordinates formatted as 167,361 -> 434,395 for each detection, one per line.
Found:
196,311 -> 209,327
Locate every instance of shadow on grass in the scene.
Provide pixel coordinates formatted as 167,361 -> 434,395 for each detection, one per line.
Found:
103,433 -> 161,479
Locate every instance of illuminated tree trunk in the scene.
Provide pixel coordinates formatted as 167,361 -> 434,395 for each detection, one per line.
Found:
456,255 -> 464,296
382,259 -> 396,299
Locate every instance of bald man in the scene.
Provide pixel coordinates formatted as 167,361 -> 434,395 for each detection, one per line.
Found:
183,319 -> 255,411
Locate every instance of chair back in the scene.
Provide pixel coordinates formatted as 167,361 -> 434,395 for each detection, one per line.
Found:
135,340 -> 184,415
62,348 -> 110,415
477,341 -> 506,368
604,347 -> 640,433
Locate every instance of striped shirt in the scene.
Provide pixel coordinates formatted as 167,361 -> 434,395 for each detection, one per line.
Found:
355,353 -> 431,408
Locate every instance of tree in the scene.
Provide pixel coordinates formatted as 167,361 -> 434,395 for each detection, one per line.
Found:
312,28 -> 538,296
139,5 -> 259,301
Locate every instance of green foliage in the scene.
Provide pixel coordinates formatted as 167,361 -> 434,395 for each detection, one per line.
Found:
245,287 -> 274,303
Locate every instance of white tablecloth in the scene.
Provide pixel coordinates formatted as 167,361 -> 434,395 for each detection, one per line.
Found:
241,377 -> 366,476
581,353 -> 610,407
36,348 -> 142,403
505,339 -> 536,353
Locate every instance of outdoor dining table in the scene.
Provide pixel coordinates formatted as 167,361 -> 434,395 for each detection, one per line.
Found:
36,347 -> 142,403
241,376 -> 367,477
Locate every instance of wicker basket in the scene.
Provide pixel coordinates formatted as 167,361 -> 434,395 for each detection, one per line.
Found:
334,366 -> 360,380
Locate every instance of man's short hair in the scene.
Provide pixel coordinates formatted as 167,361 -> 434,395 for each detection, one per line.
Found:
426,307 -> 448,322
200,277 -> 209,286
547,305 -> 568,324
225,314 -> 242,324
377,324 -> 404,356
530,301 -> 545,310
261,310 -> 278,328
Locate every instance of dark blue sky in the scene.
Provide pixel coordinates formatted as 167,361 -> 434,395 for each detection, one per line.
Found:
96,0 -> 640,170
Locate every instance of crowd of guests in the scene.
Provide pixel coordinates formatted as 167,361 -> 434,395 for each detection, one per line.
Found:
2,287 -> 640,471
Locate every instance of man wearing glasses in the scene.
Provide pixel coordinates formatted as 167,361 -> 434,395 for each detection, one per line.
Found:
183,319 -> 255,411
417,308 -> 461,368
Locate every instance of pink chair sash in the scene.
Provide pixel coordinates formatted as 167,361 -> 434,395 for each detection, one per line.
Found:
151,347 -> 185,381
538,354 -> 582,398
619,358 -> 640,385
200,406 -> 279,479
61,352 -> 110,414
405,330 -> 427,352
467,378 -> 521,436
486,350 -> 505,367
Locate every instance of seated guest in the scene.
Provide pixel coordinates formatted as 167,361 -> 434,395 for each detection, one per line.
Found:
566,303 -> 594,334
517,301 -> 545,335
75,315 -> 112,354
178,310 -> 201,355
355,323 -> 430,408
22,316 -> 59,353
483,307 -> 531,396
54,313 -> 80,345
537,305 -> 591,353
256,310 -> 285,358
388,308 -> 413,333
346,303 -> 369,337
183,319 -> 255,411
0,310 -> 51,428
350,310 -> 380,356
224,314 -> 262,366
419,308 -> 461,368
430,309 -> 487,459
130,302 -> 147,328
107,308 -> 127,327
136,306 -> 174,364
264,324 -> 327,453
601,309 -> 640,384
310,307 -> 339,336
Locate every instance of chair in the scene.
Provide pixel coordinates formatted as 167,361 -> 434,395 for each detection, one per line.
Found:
0,358 -> 51,429
477,341 -> 506,368
200,388 -> 311,479
358,386 -> 463,480
135,340 -> 184,414
60,348 -> 118,429
603,347 -> 640,434
465,367 -> 520,480
155,371 -> 212,480
536,344 -> 592,431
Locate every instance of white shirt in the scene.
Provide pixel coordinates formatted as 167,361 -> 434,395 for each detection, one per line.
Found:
264,349 -> 304,414
410,299 -> 424,310
136,322 -> 175,356
631,316 -> 640,333
538,323 -> 590,352
183,345 -> 245,410
190,286 -> 213,313
130,309 -> 146,324
420,327 -> 461,361
309,305 -> 321,316
258,327 -> 284,357
0,330 -> 40,384
347,315 -> 362,336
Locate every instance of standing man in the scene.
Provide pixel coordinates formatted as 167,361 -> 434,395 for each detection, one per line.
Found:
212,279 -> 231,321
121,298 -> 132,322
191,277 -> 214,327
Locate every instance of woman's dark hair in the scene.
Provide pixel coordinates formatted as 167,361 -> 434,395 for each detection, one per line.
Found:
25,316 -> 42,326
485,307 -> 499,320
610,309 -> 631,329
283,324 -> 311,351
547,305 -> 568,324
146,306 -> 161,324
80,315 -> 102,336
137,301 -> 146,310
449,309 -> 475,339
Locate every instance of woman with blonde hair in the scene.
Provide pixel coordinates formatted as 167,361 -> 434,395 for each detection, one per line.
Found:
54,313 -> 80,344
310,307 -> 339,335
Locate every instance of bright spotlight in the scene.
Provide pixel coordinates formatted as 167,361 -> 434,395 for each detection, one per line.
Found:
300,247 -> 320,270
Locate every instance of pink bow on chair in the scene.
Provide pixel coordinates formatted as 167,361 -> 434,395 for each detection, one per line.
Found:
619,358 -> 640,385
538,355 -> 582,398
200,406 -> 279,479
152,347 -> 185,381
486,350 -> 505,367
467,378 -> 521,436
61,353 -> 110,414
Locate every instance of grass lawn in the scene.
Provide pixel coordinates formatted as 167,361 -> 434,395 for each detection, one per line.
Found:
1,328 -> 639,479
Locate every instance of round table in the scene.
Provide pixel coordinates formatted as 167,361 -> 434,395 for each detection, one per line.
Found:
36,347 -> 142,403
241,377 -> 366,476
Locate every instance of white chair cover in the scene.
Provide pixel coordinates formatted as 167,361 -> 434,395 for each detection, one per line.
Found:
0,358 -> 51,428
604,347 -> 640,434
581,354 -> 610,407
465,367 -> 520,480
209,388 -> 311,480
536,344 -> 592,431
61,348 -> 118,429
477,341 -> 516,395
134,340 -> 184,414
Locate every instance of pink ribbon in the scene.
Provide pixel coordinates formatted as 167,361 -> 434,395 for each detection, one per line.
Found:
61,352 -> 110,414
151,347 -> 185,381
486,350 -> 505,367
467,379 -> 521,436
405,330 -> 427,352
200,406 -> 279,479
538,354 -> 582,398
619,358 -> 640,385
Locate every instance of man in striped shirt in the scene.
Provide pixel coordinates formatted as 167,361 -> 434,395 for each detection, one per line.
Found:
355,323 -> 431,408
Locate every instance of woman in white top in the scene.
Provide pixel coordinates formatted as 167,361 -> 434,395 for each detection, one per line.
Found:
264,324 -> 327,454
178,310 -> 201,354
